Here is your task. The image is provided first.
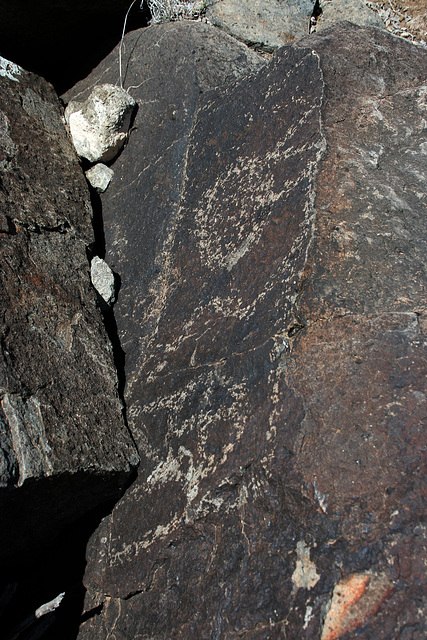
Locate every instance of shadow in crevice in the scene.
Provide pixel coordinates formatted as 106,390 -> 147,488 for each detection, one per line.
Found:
310,0 -> 323,33
0,495 -> 131,640
79,603 -> 104,625
0,2 -> 152,96
102,304 -> 128,410
86,183 -> 131,431
88,187 -> 106,260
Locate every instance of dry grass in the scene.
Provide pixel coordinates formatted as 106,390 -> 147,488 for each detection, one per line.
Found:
147,0 -> 206,23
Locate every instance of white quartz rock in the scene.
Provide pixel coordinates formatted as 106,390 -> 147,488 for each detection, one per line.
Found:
65,84 -> 136,163
90,256 -> 116,306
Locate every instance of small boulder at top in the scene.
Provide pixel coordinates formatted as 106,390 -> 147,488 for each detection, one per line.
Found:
65,83 -> 136,163
316,0 -> 384,32
205,0 -> 316,50
91,256 -> 116,307
86,163 -> 114,193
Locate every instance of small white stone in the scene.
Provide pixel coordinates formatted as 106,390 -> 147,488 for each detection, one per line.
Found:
85,163 -> 114,193
90,256 -> 116,306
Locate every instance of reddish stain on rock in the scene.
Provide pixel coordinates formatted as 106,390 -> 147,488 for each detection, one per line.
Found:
321,573 -> 393,640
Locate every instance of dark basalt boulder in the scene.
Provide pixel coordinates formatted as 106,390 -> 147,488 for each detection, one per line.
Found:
0,60 -> 139,567
68,21 -> 426,640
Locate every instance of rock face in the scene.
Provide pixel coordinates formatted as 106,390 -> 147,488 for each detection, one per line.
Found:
0,60 -> 139,566
68,21 -> 427,639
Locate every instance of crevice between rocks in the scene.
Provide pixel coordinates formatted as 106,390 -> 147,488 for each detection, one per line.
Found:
86,181 -> 138,456
309,0 -> 323,34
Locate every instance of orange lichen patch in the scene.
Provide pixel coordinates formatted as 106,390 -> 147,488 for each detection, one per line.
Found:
321,573 -> 393,640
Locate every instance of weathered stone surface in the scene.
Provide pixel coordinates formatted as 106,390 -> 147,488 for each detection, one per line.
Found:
205,0 -> 316,50
0,60 -> 139,565
73,22 -> 426,640
365,0 -> 426,45
0,56 -> 22,83
65,84 -> 136,163
316,0 -> 384,32
148,0 -> 207,22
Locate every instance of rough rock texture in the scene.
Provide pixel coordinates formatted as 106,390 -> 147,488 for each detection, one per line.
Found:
0,60 -> 139,566
65,84 -> 136,163
70,22 -> 426,640
148,0 -> 207,22
0,56 -> 23,83
205,0 -> 316,50
205,0 -> 385,51
316,0 -> 384,32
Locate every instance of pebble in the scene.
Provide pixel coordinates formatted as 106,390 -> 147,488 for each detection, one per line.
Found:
86,163 -> 114,193
90,256 -> 116,307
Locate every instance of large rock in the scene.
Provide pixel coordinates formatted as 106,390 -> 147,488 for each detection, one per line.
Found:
0,58 -> 139,566
71,22 -> 426,640
61,20 -> 266,366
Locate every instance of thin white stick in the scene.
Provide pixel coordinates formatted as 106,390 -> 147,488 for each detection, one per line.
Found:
119,0 -> 140,89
